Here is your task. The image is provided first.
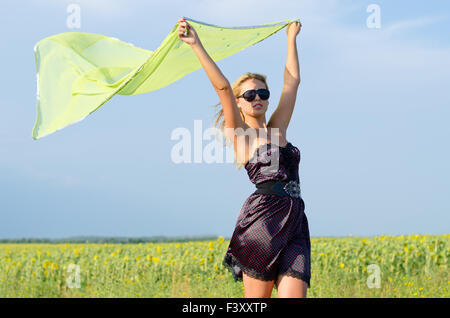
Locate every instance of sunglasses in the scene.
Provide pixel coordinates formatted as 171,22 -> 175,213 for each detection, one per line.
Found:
237,89 -> 270,102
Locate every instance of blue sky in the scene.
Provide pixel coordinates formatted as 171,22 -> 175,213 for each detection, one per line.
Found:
0,0 -> 449,239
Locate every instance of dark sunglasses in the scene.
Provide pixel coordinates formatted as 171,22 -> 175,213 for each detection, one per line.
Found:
237,89 -> 270,102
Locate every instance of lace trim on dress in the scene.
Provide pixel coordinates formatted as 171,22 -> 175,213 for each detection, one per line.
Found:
222,253 -> 311,288
277,269 -> 311,289
222,253 -> 277,282
244,142 -> 292,168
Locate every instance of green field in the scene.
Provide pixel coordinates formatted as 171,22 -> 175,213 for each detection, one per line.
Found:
0,234 -> 448,298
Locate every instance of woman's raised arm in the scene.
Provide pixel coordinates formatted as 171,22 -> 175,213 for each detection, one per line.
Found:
268,21 -> 302,132
177,18 -> 246,130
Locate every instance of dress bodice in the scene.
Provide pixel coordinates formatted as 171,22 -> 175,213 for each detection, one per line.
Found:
244,142 -> 301,185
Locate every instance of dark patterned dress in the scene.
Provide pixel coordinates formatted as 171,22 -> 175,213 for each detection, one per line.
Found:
222,142 -> 311,288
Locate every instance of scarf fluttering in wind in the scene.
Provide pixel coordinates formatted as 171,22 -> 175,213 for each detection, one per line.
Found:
32,17 -> 300,139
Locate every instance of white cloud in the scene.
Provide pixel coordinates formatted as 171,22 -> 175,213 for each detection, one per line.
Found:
190,0 -> 342,25
31,0 -> 134,18
20,165 -> 84,188
384,15 -> 447,34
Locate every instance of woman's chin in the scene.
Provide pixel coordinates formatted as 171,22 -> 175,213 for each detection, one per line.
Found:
252,107 -> 266,115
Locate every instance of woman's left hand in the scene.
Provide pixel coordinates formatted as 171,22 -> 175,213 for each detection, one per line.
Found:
286,21 -> 302,38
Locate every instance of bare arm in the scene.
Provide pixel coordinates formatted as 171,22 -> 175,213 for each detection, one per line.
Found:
284,32 -> 301,85
268,21 -> 302,132
177,18 -> 246,130
190,37 -> 230,91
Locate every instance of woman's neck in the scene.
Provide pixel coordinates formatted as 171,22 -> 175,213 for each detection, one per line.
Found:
245,116 -> 267,130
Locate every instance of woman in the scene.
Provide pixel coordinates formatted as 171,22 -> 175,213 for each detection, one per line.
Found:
177,17 -> 310,298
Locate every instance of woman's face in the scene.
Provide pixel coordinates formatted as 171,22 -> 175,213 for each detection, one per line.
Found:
236,79 -> 269,118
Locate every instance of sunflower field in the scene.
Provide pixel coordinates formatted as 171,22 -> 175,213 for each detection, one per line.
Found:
0,234 -> 448,298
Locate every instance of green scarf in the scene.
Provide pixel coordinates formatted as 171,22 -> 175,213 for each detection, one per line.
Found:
32,17 -> 299,139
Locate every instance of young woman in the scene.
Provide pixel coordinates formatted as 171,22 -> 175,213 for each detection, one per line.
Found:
177,17 -> 310,298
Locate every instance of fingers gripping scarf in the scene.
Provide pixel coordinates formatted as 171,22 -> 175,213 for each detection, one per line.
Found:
32,17 -> 300,139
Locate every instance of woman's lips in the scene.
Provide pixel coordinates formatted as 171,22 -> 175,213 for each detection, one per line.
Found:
253,104 -> 263,109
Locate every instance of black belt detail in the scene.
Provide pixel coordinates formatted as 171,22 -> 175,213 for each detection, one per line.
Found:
254,180 -> 301,198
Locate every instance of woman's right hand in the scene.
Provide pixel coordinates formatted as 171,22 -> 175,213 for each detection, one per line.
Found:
177,17 -> 199,46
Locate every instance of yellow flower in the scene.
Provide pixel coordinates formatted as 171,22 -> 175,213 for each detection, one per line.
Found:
339,263 -> 345,268
175,244 -> 180,249
74,249 -> 79,256
146,255 -> 152,261
93,255 -> 98,261
208,242 -> 214,250
153,257 -> 159,265
136,255 -> 141,261
123,256 -> 129,262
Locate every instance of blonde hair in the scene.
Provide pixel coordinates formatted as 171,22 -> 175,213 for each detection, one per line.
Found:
211,72 -> 269,169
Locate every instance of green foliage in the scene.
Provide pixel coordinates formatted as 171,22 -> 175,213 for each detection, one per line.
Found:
0,234 -> 448,298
